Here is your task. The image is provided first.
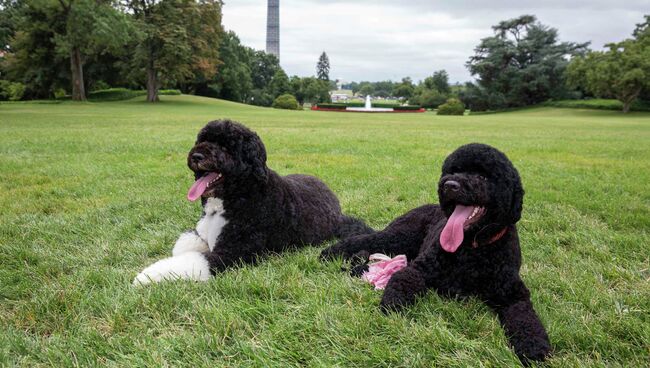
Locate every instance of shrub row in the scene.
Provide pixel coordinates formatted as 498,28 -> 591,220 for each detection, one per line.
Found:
315,103 -> 422,110
54,88 -> 182,102
393,105 -> 423,111
315,103 -> 346,109
343,101 -> 400,108
86,88 -> 146,101
542,99 -> 650,112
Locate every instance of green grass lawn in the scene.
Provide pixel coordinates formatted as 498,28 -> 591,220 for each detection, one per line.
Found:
1,95 -> 649,367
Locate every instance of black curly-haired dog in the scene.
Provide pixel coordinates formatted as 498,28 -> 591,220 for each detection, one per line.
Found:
320,143 -> 551,364
134,119 -> 371,285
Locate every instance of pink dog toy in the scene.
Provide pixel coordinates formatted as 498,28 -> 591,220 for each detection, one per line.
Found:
362,254 -> 408,290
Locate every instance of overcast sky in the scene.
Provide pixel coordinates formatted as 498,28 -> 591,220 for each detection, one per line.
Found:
222,0 -> 648,83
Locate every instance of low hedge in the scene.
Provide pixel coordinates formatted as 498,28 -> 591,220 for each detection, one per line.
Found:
56,88 -> 184,102
316,103 -> 422,110
542,99 -> 650,112
393,105 -> 422,111
159,89 -> 182,96
87,88 -> 145,101
315,103 -> 347,109
344,101 -> 400,108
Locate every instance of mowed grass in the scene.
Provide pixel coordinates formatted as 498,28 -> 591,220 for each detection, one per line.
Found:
1,95 -> 649,367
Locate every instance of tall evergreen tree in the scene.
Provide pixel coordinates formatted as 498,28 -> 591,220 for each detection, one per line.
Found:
464,15 -> 588,110
316,51 -> 329,81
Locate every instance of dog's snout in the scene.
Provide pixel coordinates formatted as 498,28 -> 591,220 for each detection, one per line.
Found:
444,180 -> 461,193
191,152 -> 205,163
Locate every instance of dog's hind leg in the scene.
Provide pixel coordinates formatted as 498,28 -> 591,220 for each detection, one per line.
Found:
320,205 -> 440,263
335,215 -> 375,239
172,231 -> 209,256
133,252 -> 212,286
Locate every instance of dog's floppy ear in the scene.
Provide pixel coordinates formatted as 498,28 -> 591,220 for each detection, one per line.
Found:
241,132 -> 268,182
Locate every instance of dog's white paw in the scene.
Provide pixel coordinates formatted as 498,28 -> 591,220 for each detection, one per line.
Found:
132,252 -> 211,286
172,231 -> 209,256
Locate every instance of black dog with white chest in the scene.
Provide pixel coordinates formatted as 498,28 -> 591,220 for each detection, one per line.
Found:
320,143 -> 551,364
134,119 -> 371,285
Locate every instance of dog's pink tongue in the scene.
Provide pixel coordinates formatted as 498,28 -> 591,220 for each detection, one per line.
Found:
187,173 -> 219,202
440,205 -> 474,253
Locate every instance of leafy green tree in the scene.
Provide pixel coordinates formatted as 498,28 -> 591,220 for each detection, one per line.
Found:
289,75 -> 304,104
348,81 -> 360,95
465,15 -> 588,110
429,70 -> 450,94
202,31 -> 252,101
633,15 -> 650,102
566,19 -> 650,113
328,79 -> 337,91
126,0 -> 223,102
4,1 -> 72,98
373,80 -> 395,97
248,88 -> 273,106
54,0 -> 134,101
269,68 -> 290,98
250,50 -> 279,89
4,0 -> 132,100
358,82 -> 374,97
316,51 -> 329,81
0,0 -> 21,54
410,88 -> 446,108
392,77 -> 414,101
291,76 -> 329,104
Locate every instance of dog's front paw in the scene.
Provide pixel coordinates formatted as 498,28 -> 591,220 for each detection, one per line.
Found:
132,252 -> 212,286
379,290 -> 410,313
379,267 -> 426,314
516,339 -> 551,366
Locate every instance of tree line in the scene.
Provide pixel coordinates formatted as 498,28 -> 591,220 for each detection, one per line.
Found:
0,0 -> 332,105
345,15 -> 649,113
1,4 -> 648,112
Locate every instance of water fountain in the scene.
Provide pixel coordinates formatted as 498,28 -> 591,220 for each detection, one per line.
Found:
345,95 -> 395,112
310,94 -> 425,113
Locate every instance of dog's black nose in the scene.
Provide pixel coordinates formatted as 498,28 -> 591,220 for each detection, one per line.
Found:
191,152 -> 205,163
444,180 -> 461,192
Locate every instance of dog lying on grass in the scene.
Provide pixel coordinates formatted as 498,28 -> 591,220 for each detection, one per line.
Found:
321,143 -> 551,364
134,119 -> 371,285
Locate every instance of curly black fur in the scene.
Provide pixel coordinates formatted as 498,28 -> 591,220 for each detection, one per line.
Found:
321,143 -> 551,365
189,119 -> 372,272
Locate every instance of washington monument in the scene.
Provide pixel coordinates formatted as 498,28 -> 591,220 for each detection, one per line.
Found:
266,0 -> 280,61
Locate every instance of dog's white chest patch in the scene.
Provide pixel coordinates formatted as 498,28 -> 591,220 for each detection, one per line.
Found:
196,197 -> 227,251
